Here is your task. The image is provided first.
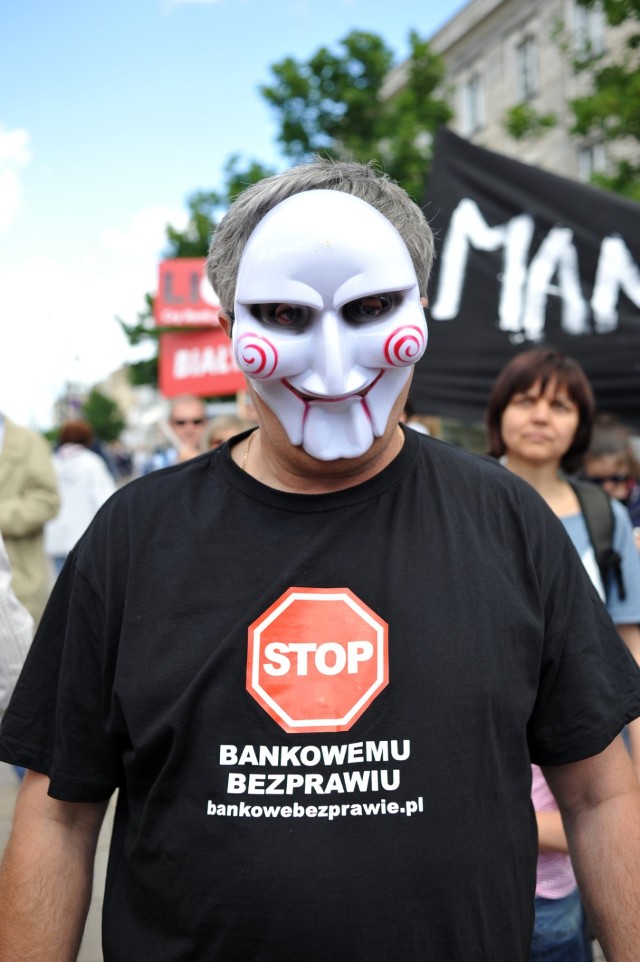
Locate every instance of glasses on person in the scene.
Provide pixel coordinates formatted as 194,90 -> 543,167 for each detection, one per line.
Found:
172,418 -> 205,426
585,473 -> 630,486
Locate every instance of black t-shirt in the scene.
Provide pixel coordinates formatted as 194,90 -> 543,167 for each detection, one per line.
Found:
2,427 -> 639,961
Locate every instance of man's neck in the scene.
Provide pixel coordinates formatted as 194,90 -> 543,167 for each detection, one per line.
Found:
233,426 -> 406,495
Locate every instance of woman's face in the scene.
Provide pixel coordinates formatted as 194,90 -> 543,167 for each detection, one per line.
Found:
500,377 -> 580,468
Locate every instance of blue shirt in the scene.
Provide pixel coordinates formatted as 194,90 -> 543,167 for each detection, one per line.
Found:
562,497 -> 640,625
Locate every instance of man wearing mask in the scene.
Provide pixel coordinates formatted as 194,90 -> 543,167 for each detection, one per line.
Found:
0,160 -> 639,962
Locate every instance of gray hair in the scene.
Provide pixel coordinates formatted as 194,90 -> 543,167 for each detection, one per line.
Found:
207,158 -> 434,314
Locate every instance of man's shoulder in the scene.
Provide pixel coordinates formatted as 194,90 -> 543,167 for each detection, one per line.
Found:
415,434 -> 554,523
97,450 -> 215,512
419,435 -> 521,486
73,453 -> 219,577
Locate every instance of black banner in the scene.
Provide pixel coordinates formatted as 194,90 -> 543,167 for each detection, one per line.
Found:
412,128 -> 640,428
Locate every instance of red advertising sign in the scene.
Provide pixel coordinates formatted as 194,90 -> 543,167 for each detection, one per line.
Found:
159,328 -> 246,397
154,258 -> 221,327
247,587 -> 389,734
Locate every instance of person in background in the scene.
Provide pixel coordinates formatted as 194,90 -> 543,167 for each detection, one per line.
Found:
0,530 -> 33,781
0,412 -> 59,627
45,420 -> 117,577
1,161 -> 640,962
108,440 -> 134,484
530,765 -> 592,962
485,349 -> 640,687
144,395 -> 208,471
0,531 -> 32,723
581,413 -> 640,552
486,348 -> 640,960
205,414 -> 255,450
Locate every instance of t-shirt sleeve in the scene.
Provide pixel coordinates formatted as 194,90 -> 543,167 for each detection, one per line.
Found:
0,546 -> 120,801
526,497 -> 640,766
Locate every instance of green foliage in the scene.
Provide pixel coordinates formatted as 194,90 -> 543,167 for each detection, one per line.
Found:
117,291 -> 160,387
260,29 -> 452,201
127,355 -> 159,388
591,159 -> 640,201
504,103 -> 558,140
383,32 -> 454,201
261,32 -> 393,160
570,0 -> 640,197
82,388 -> 126,443
505,0 -> 640,199
576,0 -> 640,27
220,155 -> 278,206
163,158 -> 277,261
165,190 -> 222,258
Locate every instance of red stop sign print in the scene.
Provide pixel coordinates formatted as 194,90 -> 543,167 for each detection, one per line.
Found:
246,587 -> 389,734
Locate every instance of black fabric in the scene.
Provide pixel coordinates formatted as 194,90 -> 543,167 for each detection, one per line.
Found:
413,128 -> 640,428
568,479 -> 625,601
2,428 -> 640,962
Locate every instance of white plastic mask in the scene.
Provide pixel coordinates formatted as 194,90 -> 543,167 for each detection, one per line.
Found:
233,190 -> 428,460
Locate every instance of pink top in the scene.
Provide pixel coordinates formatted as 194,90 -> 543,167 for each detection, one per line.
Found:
531,765 -> 577,899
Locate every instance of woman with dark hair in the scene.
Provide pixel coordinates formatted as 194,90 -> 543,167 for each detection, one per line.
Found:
486,349 -> 595,479
486,349 -> 640,617
486,349 -> 640,962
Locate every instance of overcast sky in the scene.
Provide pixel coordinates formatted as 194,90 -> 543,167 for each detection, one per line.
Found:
1,0 -> 468,428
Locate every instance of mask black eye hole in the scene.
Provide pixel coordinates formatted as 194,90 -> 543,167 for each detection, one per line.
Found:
251,303 -> 310,330
342,294 -> 396,324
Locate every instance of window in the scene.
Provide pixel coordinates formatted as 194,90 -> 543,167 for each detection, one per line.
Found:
578,143 -> 607,181
461,74 -> 483,136
516,36 -> 538,101
574,2 -> 606,56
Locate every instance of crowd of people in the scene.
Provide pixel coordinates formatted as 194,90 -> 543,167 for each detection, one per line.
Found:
0,158 -> 638,962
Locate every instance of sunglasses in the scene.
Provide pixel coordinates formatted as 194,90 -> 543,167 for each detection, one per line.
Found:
585,473 -> 630,486
172,418 -> 205,427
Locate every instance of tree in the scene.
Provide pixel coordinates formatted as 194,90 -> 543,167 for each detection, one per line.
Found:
570,0 -> 640,200
260,30 -> 452,202
164,189 -> 223,258
83,388 -> 126,443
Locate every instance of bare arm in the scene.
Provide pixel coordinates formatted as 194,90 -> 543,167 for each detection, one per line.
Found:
0,770 -> 108,962
615,624 -> 640,779
543,737 -> 640,962
535,809 -> 569,853
617,623 -> 640,667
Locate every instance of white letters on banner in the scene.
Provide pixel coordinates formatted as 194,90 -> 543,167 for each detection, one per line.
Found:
431,198 -> 640,341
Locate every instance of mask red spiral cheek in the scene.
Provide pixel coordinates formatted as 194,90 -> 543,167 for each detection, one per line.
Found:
235,333 -> 279,379
383,326 -> 427,366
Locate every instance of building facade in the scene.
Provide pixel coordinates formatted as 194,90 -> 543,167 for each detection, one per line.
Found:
385,0 -> 635,183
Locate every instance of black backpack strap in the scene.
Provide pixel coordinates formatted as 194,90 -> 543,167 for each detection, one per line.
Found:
568,479 -> 626,601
